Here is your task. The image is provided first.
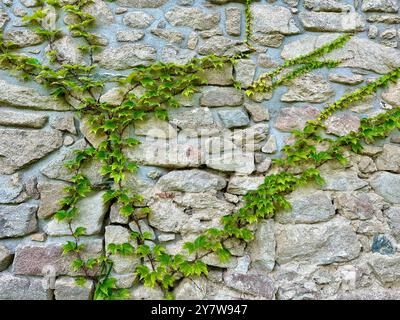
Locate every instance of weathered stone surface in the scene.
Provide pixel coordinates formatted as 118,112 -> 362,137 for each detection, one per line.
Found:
251,4 -> 300,35
304,0 -> 352,12
334,192 -> 384,220
370,171 -> 400,203
0,203 -> 37,238
0,174 -> 27,204
129,284 -> 164,300
325,113 -> 361,136
281,35 -> 400,74
328,73 -> 364,85
234,59 -> 256,88
50,36 -> 84,65
0,9 -> 9,29
5,28 -> 43,47
200,86 -> 243,107
83,0 -> 114,25
223,272 -> 275,299
362,0 -> 399,12
55,277 -> 94,300
281,73 -> 334,103
0,109 -> 48,128
299,12 -> 365,32
134,116 -> 177,139
261,135 -> 277,154
37,179 -> 69,219
376,144 -> 400,173
367,13 -> 400,23
155,169 -> 226,193
198,36 -> 248,56
0,80 -> 70,111
105,225 -> 140,274
151,28 -> 184,44
227,175 -> 264,195
276,188 -> 335,224
0,245 -> 12,271
244,102 -> 269,122
44,191 -> 108,236
217,108 -> 250,129
232,123 -> 269,151
226,7 -> 241,36
274,106 -> 320,132
381,28 -> 398,47
174,278 -> 206,300
382,81 -> 400,106
252,33 -> 284,48
206,152 -> 255,175
200,64 -> 233,86
320,167 -> 368,191
50,115 -> 76,134
160,45 -> 196,65
249,220 -> 275,272
13,240 -> 103,276
369,254 -> 400,285
123,11 -> 154,28
116,30 -> 144,42
0,274 -> 53,300
94,44 -> 156,70
371,235 -> 396,255
165,6 -> 220,30
275,217 -> 361,265
386,206 -> 400,240
116,0 -> 168,7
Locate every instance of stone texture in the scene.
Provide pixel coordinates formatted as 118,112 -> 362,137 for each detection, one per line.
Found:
134,116 -> 177,139
234,59 -> 256,88
13,240 -> 103,276
275,217 -> 361,265
50,36 -> 84,65
200,64 -> 233,86
0,174 -> 27,204
334,192 -> 384,220
94,44 -> 156,70
151,28 -> 184,44
37,179 -> 69,219
249,220 -> 276,272
227,175 -> 264,195
5,28 -> 43,47
160,45 -> 196,65
225,7 -> 241,36
116,30 -> 144,42
320,168 -> 368,191
0,204 -> 38,238
276,188 -> 335,224
44,191 -> 108,236
55,277 -> 94,300
244,102 -> 269,122
0,245 -> 13,271
386,206 -> 400,240
304,0 -> 352,12
198,36 -> 248,56
275,106 -> 320,132
0,110 -> 48,128
123,11 -> 154,28
328,73 -> 364,85
375,144 -> 400,173
0,80 -> 70,111
206,152 -> 255,175
369,254 -> 400,286
370,171 -> 400,203
223,272 -> 275,299
0,9 -> 9,29
165,6 -> 220,31
281,73 -> 334,103
200,86 -> 243,108
326,113 -> 361,136
0,274 -> 53,300
382,81 -> 400,106
83,0 -> 114,25
299,12 -> 365,32
217,108 -> 250,129
116,0 -> 168,7
251,4 -> 300,35
155,169 -> 226,193
362,0 -> 399,12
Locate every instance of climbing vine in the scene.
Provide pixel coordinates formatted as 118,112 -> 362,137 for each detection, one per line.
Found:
1,0 -> 400,300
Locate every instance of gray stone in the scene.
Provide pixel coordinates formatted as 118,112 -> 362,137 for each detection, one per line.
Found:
110,203 -> 129,224
281,73 -> 334,103
381,28 -> 398,48
382,81 -> 400,106
249,220 -> 276,272
328,73 -> 364,85
50,36 -> 84,65
368,25 -> 379,39
275,217 -> 361,265
174,278 -> 206,300
226,7 -> 241,36
334,192 -> 384,220
0,109 -> 48,128
105,225 -> 140,274
55,277 -> 94,300
116,0 -> 168,7
151,28 -> 184,44
227,175 -> 264,195
369,254 -> 400,285
155,169 -> 226,193
198,36 -> 248,56
200,87 -> 243,107
160,45 -> 196,65
200,64 -> 233,86
134,116 -> 177,139
94,44 -> 156,70
261,135 -> 277,154
274,106 -> 320,132
232,123 -> 269,151
370,171 -> 400,203
299,12 -> 365,32
371,235 -> 396,255
251,33 -> 284,48
0,245 -> 12,271
13,240 -> 103,276
0,203 -> 37,238
320,168 -> 368,191
234,59 -> 256,88
304,0 -> 352,12
376,144 -> 400,173
367,13 -> 400,23
386,206 -> 400,240
0,274 -> 53,300
0,174 -> 27,204
276,188 -> 335,224
0,80 -> 70,111
5,28 -> 43,47
217,108 -> 250,129
223,272 -> 275,299
44,191 -> 108,236
165,6 -> 220,31
20,0 -> 39,7
251,4 -> 300,35
83,0 -> 114,25
37,179 -> 69,219
281,35 -> 400,74
206,152 -> 255,175
244,102 -> 269,122
0,9 -> 10,29
116,30 -> 145,42
362,0 -> 398,12
123,11 -> 154,28
129,284 -> 164,300
326,113 -> 361,136
50,115 -> 76,134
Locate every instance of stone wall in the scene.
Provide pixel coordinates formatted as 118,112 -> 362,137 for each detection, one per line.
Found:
1,0 -> 400,300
